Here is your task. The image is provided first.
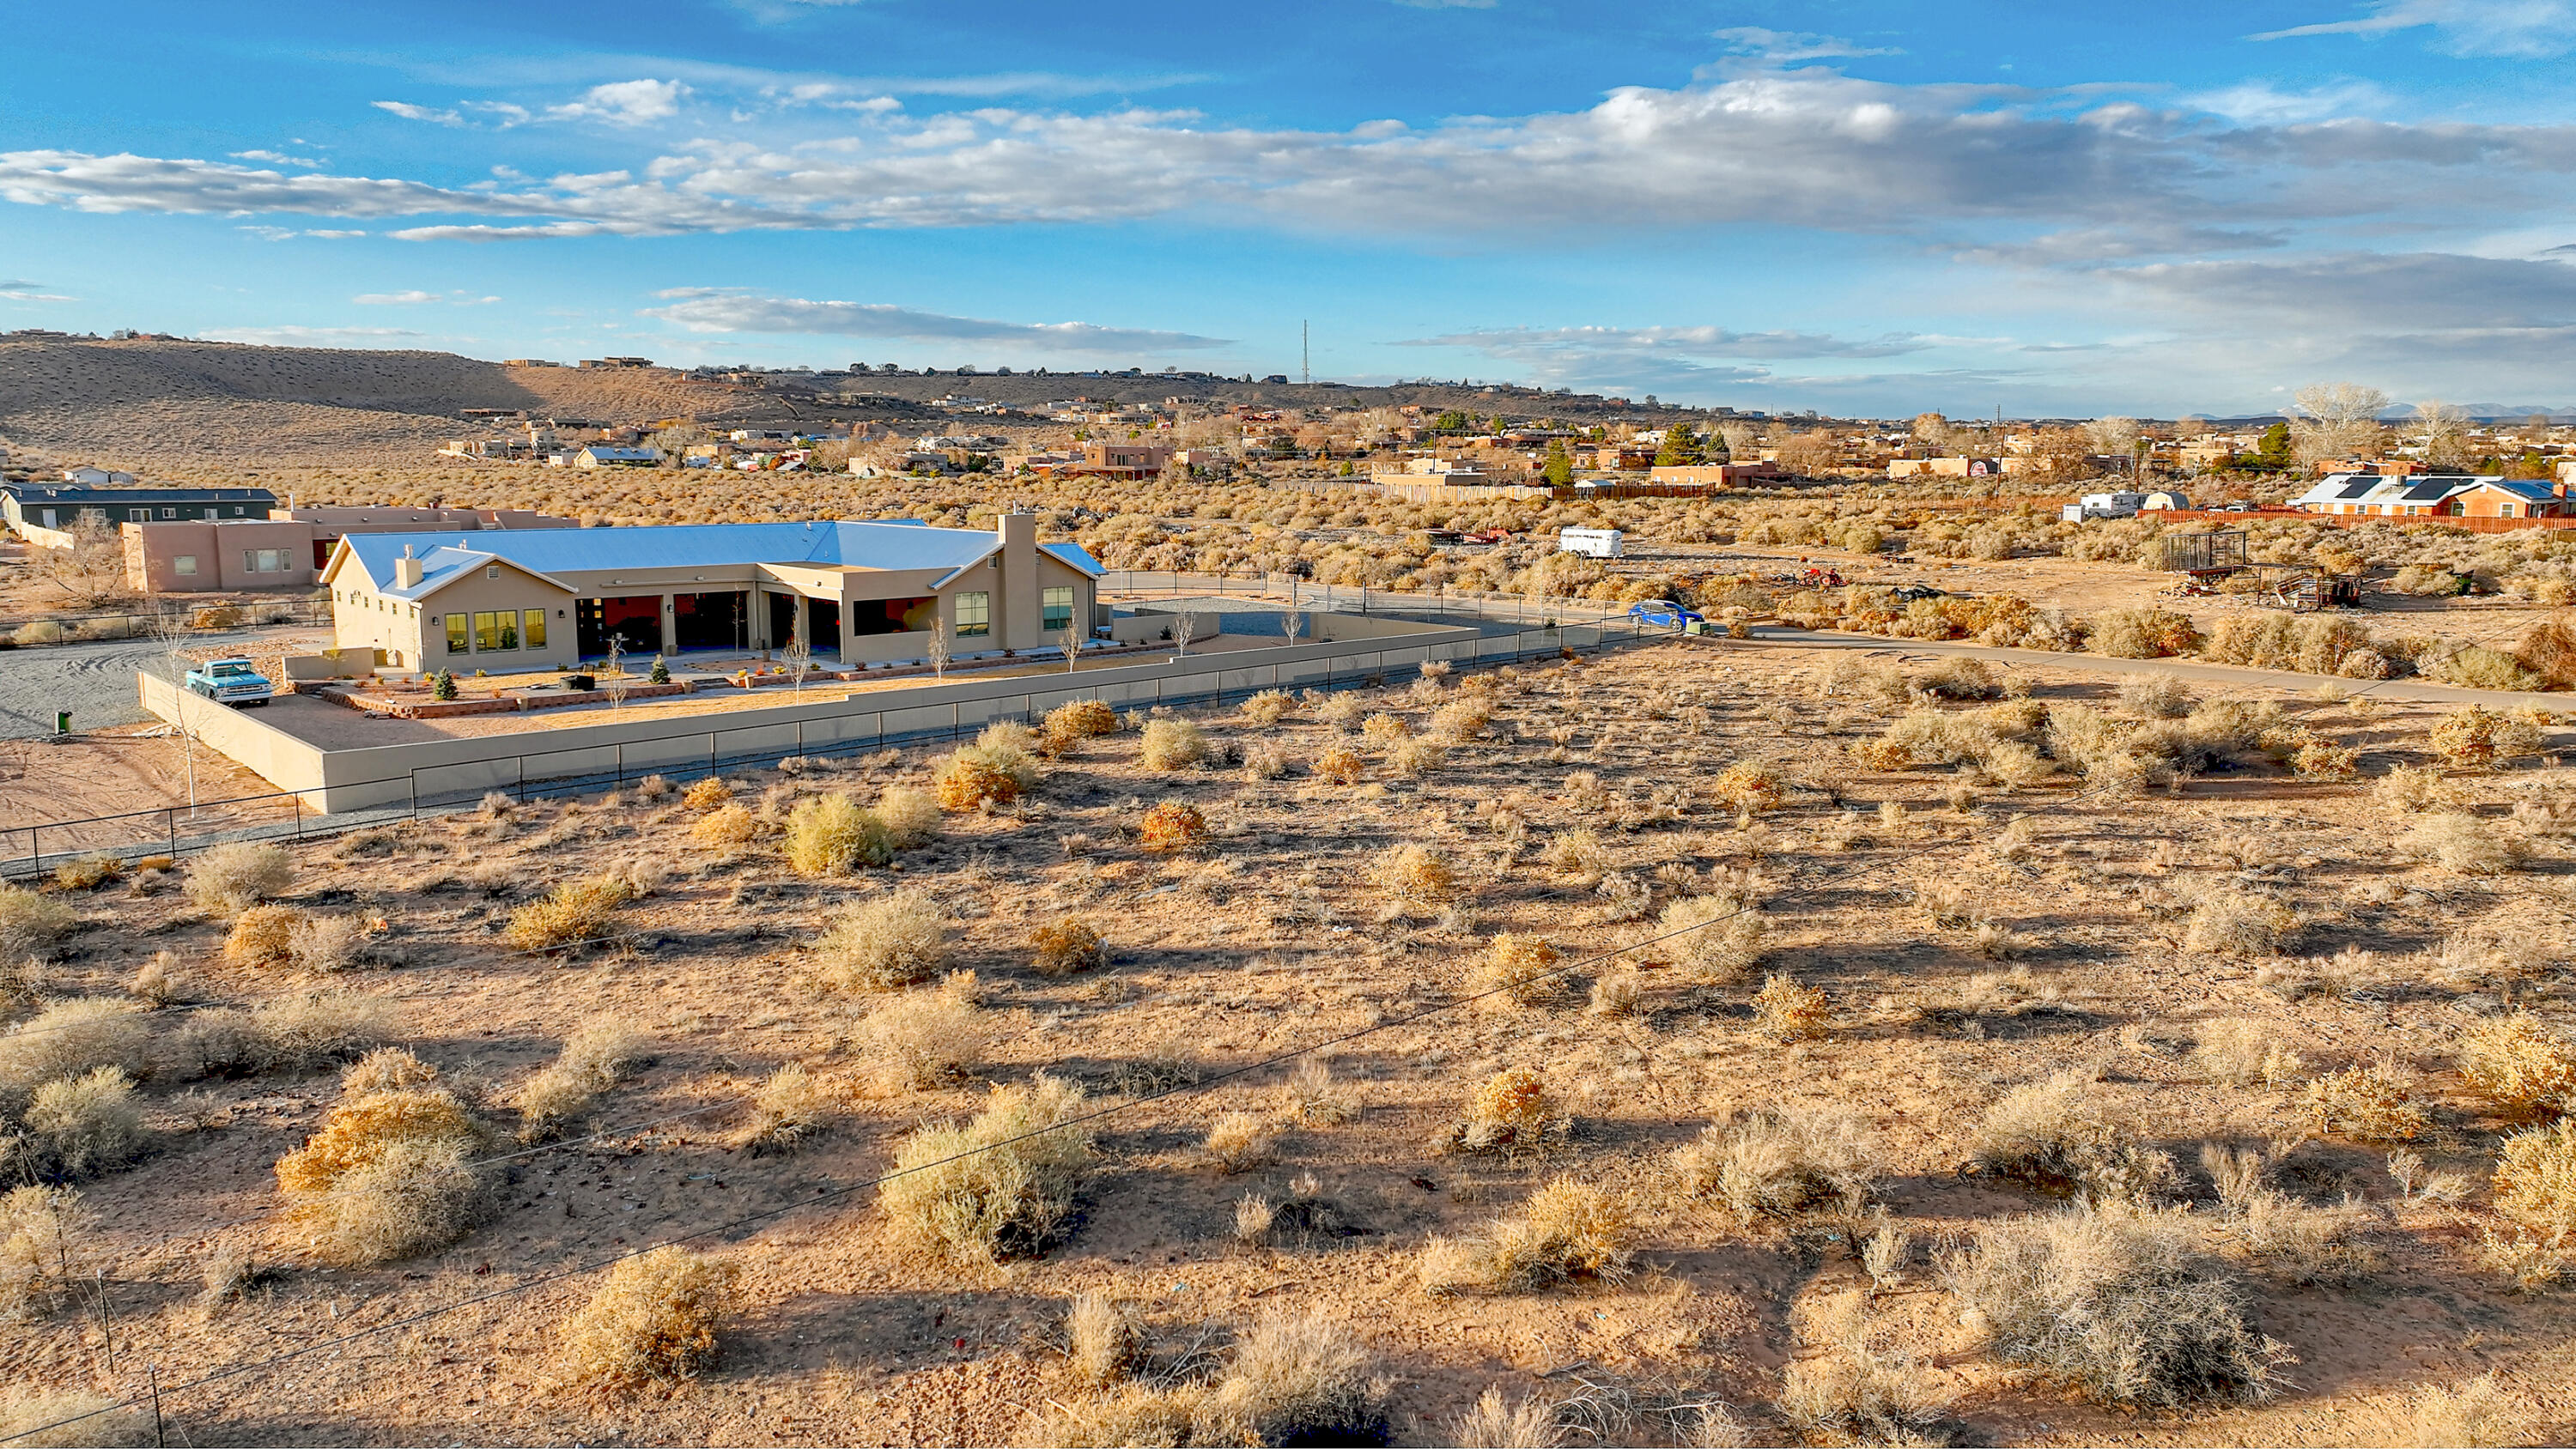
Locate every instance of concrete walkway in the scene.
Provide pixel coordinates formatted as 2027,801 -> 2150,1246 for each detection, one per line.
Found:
1726,625 -> 2576,712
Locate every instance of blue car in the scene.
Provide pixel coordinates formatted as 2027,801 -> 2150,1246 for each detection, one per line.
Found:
1626,599 -> 1704,629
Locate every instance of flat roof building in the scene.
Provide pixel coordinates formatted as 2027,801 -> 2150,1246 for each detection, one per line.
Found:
4,482 -> 276,539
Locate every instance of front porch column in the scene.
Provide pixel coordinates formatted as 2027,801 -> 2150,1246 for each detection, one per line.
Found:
659,592 -> 677,655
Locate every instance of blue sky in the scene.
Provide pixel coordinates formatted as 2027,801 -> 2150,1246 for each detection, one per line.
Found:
4,0 -> 2573,416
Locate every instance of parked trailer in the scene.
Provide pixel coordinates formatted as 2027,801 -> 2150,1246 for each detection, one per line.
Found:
1558,527 -> 1625,559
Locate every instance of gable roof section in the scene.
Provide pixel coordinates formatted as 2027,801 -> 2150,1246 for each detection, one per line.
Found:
336,519 -> 1016,593
1040,542 -> 1105,577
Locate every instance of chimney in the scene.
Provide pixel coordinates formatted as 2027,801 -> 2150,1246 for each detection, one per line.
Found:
394,543 -> 423,589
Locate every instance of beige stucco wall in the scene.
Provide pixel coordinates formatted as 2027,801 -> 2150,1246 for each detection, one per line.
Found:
124,520 -> 317,593
332,564 -> 575,674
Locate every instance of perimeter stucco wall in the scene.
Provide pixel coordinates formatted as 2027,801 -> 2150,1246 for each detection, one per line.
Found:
141,615 -> 1578,815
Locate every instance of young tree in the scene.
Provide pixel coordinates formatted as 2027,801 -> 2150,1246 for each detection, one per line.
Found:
782,609 -> 812,693
145,597 -> 199,815
1057,621 -> 1082,673
1170,609 -> 1201,658
37,514 -> 132,609
927,618 -> 951,680
1280,608 -> 1305,648
605,638 -> 629,708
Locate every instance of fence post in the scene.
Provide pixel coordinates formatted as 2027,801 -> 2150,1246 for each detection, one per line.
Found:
167,809 -> 176,858
27,826 -> 36,876
709,733 -> 717,778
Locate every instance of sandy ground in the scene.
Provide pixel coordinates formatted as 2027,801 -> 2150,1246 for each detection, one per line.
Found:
8,640 -> 2576,1445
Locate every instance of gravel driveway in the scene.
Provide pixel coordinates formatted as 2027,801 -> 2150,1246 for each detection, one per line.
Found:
0,627 -> 311,739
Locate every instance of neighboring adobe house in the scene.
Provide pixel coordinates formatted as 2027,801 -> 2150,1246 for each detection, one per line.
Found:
2288,473 -> 2575,518
318,513 -> 1103,673
119,506 -> 577,594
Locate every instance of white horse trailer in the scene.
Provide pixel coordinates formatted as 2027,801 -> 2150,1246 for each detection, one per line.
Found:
1558,527 -> 1625,559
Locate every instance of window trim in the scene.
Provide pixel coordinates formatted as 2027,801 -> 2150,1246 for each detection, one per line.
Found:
173,555 -> 198,577
953,590 -> 991,638
446,613 -> 469,653
1041,585 -> 1075,633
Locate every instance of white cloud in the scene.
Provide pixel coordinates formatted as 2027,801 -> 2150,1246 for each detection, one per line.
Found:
352,290 -> 440,304
2184,79 -> 2391,123
200,325 -> 427,345
372,100 -> 465,125
2250,0 -> 2576,58
0,280 -> 75,301
231,149 -> 325,167
1713,27 -> 1900,61
1407,324 -> 1929,361
545,79 -> 690,126
642,288 -> 1231,352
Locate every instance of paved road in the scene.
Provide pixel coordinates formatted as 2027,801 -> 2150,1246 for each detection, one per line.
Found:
0,627 -> 311,739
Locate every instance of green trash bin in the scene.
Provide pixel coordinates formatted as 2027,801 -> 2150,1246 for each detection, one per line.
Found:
55,711 -> 70,735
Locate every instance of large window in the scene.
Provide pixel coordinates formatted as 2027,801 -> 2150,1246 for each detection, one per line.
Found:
173,555 -> 198,577
446,614 -> 469,652
523,609 -> 547,650
1042,585 -> 1074,633
473,610 -> 519,651
953,591 -> 990,638
241,548 -> 289,573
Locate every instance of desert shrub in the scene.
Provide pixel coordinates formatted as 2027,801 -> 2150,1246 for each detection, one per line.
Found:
2089,609 -> 2203,659
1708,761 -> 1785,815
1242,743 -> 1291,779
690,801 -> 759,846
1428,697 -> 1492,740
2229,1185 -> 2384,1287
2430,706 -> 2543,769
2424,646 -> 2542,692
1388,737 -> 1449,776
0,997 -> 148,1094
2303,1064 -> 2429,1142
1280,1058 -> 1360,1125
933,745 -> 1031,810
1195,1310 -> 1391,1447
2342,1374 -> 2535,1449
783,793 -> 893,875
0,887 -> 78,959
880,1075 -> 1094,1263
1751,974 -> 1830,1040
1315,693 -> 1367,730
810,890 -> 948,992
2118,673 -> 2195,718
1420,1176 -> 1634,1295
21,1068 -> 144,1179
1064,1292 -> 1142,1388
248,990 -> 403,1070
221,903 -> 301,968
1659,894 -> 1766,982
2372,762 -> 2465,815
274,1085 -> 485,1264
48,853 -> 122,892
1673,1104 -> 1878,1216
681,777 -> 733,810
185,841 -> 293,915
1312,744 -> 1365,784
2459,1014 -> 2576,1112
1360,711 -> 1412,744
1139,718 -> 1209,770
1205,1112 -> 1277,1173
1371,844 -> 1458,905
2190,1020 -> 2304,1088
852,974 -> 990,1091
2402,812 -> 2529,875
1031,918 -> 1107,978
1042,699 -> 1120,755
504,874 -> 635,951
1447,1389 -> 1560,1449
2180,892 -> 2294,958
873,785 -> 941,849
0,1185 -> 93,1322
1945,1205 -> 2279,1407
1776,1293 -> 1947,1445
342,1046 -> 438,1094
1137,800 -> 1211,853
558,1246 -> 736,1394
745,1062 -> 830,1151
1915,656 -> 2001,700
0,1386 -> 149,1448
1451,1067 -> 1557,1155
287,913 -> 377,973
515,1019 -> 651,1140
2493,1120 -> 2576,1243
1472,934 -> 1566,1008
1241,689 -> 1293,725
1971,1070 -> 2174,1199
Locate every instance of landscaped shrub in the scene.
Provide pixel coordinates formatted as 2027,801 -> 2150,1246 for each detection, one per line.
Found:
1137,800 -> 1211,852
558,1246 -> 736,1395
1030,918 -> 1106,978
185,841 -> 293,914
504,875 -> 635,951
1419,1176 -> 1633,1294
1139,718 -> 1209,770
810,890 -> 948,992
783,794 -> 892,875
879,1075 -> 1095,1263
1673,1104 -> 1878,1217
1945,1205 -> 2281,1407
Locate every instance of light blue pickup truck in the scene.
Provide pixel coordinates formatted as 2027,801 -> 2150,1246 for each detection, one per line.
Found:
184,657 -> 275,706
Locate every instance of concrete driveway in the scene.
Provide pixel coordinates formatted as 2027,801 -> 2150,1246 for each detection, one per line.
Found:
0,627 -> 311,740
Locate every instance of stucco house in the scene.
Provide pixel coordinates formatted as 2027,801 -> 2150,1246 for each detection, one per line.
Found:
2288,474 -> 2573,518
318,513 -> 1103,673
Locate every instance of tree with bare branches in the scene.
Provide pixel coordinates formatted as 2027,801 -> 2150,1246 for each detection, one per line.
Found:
2292,382 -> 2391,467
1170,609 -> 1201,658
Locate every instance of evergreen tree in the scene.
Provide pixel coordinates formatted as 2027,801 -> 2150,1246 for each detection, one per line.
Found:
1541,439 -> 1574,485
1655,422 -> 1705,467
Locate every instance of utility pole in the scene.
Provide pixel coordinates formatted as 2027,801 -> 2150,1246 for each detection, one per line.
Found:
1301,321 -> 1309,385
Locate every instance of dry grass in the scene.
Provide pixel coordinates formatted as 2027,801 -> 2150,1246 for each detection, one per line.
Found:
557,1246 -> 736,1396
1139,718 -> 1209,771
1751,974 -> 1831,1041
875,785 -> 942,848
0,1387 -> 150,1447
2338,1374 -> 2535,1449
243,990 -> 404,1071
1449,1388 -> 1563,1449
2401,813 -> 2530,876
2190,1019 -> 2305,1088
1472,934 -> 1567,1008
1279,1057 -> 1361,1126
783,793 -> 893,875
809,889 -> 949,992
2303,1064 -> 2430,1143
1137,801 -> 1211,853
0,997 -> 148,1094
850,974 -> 990,1092
20,1068 -> 144,1179
1,1185 -> 92,1322
1204,1112 -> 1278,1173
2493,1120 -> 2576,1244
343,1046 -> 438,1094
879,1074 -> 1094,1264
744,1062 -> 831,1152
1194,1309 -> 1390,1447
2458,1014 -> 2576,1112
1945,1204 -> 2281,1407
1673,1104 -> 1878,1217
1420,1176 -> 1634,1295
46,853 -> 122,893
1777,1292 -> 1948,1446
504,875 -> 635,952
1708,761 -> 1785,816
1451,1067 -> 1558,1155
2428,706 -> 2543,769
1030,918 -> 1107,977
1063,1292 -> 1141,1388
184,841 -> 294,916
514,1018 -> 651,1141
0,886 -> 78,960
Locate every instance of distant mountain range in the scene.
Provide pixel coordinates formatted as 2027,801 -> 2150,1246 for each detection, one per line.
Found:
2183,408 -> 2575,426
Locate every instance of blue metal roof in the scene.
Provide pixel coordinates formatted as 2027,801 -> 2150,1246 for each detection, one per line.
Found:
336,518 -> 1102,595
